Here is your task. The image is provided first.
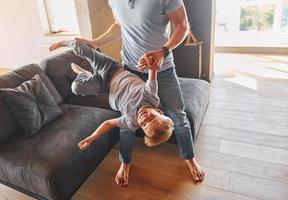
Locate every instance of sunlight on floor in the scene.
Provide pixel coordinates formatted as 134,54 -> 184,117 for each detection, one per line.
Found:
225,73 -> 258,90
214,53 -> 288,79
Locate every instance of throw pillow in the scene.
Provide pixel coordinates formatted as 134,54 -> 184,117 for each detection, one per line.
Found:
0,75 -> 63,137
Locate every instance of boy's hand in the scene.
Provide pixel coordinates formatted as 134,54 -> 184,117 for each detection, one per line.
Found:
137,50 -> 164,71
137,56 -> 155,71
78,137 -> 93,150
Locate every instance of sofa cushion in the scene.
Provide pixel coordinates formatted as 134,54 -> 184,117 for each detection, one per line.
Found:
65,94 -> 112,110
0,64 -> 62,104
0,104 -> 120,200
0,64 -> 63,145
0,75 -> 63,137
179,78 -> 210,140
39,50 -> 93,101
0,95 -> 19,145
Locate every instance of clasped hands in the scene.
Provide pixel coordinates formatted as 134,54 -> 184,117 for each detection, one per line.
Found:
137,49 -> 164,71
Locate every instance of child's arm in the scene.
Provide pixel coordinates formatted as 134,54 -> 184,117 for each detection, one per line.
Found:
143,61 -> 160,106
78,118 -> 119,150
140,56 -> 158,81
148,67 -> 157,81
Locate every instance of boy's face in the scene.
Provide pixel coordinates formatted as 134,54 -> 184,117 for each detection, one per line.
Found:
137,106 -> 166,137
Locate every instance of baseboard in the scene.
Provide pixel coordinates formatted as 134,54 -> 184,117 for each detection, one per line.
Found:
215,46 -> 288,55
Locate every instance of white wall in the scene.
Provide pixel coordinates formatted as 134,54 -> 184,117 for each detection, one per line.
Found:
0,0 -> 79,68
0,0 -> 43,67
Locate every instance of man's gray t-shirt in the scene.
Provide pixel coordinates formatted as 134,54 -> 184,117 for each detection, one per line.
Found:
109,70 -> 160,131
108,0 -> 182,73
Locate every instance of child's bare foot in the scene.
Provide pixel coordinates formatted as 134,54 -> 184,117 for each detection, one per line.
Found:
49,41 -> 66,51
115,162 -> 130,187
185,158 -> 205,182
71,63 -> 92,76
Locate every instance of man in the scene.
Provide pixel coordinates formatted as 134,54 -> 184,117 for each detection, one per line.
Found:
76,0 -> 205,186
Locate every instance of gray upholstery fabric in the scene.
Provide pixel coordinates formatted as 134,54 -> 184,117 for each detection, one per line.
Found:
0,95 -> 19,145
179,77 -> 210,140
0,64 -> 62,144
65,94 -> 112,110
0,104 -> 120,200
0,64 -> 62,104
0,75 -> 63,136
39,50 -> 93,101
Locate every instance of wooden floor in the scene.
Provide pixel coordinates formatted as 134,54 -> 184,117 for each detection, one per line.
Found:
0,53 -> 288,200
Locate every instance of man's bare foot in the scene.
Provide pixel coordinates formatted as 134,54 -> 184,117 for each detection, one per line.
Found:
115,162 -> 130,187
49,41 -> 66,51
71,63 -> 92,76
185,158 -> 205,182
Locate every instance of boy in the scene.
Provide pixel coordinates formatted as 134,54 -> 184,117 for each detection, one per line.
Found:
49,40 -> 174,185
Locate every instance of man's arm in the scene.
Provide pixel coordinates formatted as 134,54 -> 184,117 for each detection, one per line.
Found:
78,118 -> 119,149
164,4 -> 189,52
138,3 -> 189,71
75,13 -> 121,49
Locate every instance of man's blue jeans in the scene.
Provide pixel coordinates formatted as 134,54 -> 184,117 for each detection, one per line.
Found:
119,67 -> 195,163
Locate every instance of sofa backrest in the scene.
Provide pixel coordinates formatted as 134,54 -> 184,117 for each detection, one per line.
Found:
0,64 -> 63,144
39,50 -> 92,101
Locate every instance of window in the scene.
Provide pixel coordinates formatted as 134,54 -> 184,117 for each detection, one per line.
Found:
281,2 -> 288,32
38,0 -> 80,34
215,0 -> 288,47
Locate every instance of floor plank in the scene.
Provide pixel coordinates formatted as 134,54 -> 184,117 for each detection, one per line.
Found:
202,113 -> 288,137
196,148 -> 288,184
229,172 -> 288,200
199,125 -> 288,150
0,184 -> 34,200
219,140 -> 288,165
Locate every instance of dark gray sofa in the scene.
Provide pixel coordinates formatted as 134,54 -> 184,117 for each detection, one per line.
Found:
0,50 -> 210,200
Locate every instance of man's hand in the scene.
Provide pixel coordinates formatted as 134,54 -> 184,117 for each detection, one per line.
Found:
137,49 -> 164,71
75,37 -> 95,48
78,137 -> 94,150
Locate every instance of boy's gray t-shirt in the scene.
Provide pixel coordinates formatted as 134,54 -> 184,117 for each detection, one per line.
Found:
109,70 -> 160,131
108,0 -> 182,73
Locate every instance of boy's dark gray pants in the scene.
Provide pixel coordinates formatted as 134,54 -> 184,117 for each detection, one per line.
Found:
65,40 -> 120,95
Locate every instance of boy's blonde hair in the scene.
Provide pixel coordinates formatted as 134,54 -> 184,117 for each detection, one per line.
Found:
144,116 -> 174,147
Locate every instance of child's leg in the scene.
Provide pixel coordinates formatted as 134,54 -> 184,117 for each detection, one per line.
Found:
49,40 -> 118,94
49,40 -> 116,73
71,63 -> 92,76
71,64 -> 102,96
65,40 -> 116,73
